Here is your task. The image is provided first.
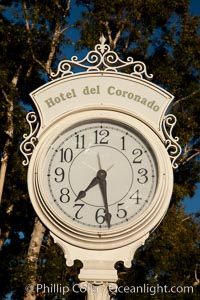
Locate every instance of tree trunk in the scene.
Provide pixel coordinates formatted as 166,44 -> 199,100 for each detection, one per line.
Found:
24,217 -> 46,300
0,90 -> 14,248
21,4 -> 71,299
0,141 -> 11,202
0,65 -> 22,204
0,91 -> 14,204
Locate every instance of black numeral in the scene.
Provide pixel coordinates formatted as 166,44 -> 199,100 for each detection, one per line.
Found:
75,134 -> 85,149
137,168 -> 148,184
95,208 -> 106,224
132,148 -> 143,163
74,203 -> 84,219
54,167 -> 65,183
130,189 -> 142,204
121,136 -> 126,150
59,188 -> 70,203
117,203 -> 127,218
94,129 -> 109,144
60,148 -> 73,162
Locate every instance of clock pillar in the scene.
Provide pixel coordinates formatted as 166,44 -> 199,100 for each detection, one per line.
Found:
78,264 -> 118,299
76,253 -> 118,299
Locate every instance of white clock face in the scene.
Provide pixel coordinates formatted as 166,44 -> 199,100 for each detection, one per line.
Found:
41,119 -> 158,231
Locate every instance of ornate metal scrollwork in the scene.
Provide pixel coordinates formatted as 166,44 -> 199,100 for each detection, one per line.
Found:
51,35 -> 153,80
162,114 -> 182,169
20,112 -> 40,166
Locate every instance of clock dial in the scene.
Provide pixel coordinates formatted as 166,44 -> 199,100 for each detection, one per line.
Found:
42,119 -> 158,230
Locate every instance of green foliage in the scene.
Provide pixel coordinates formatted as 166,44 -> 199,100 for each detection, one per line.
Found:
76,0 -> 190,50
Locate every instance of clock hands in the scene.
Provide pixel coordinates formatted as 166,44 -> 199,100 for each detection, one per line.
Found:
97,152 -> 102,169
97,170 -> 111,228
75,168 -> 112,228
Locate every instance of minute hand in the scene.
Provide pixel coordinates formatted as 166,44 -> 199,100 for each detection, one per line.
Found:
98,177 -> 112,228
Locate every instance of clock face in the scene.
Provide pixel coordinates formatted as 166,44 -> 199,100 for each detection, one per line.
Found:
41,118 -> 158,231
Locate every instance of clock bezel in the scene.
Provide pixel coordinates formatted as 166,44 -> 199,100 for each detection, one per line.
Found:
28,108 -> 173,250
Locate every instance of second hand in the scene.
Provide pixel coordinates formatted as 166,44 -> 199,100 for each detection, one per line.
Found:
97,152 -> 114,172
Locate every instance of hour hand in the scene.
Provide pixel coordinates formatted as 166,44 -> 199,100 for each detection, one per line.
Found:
75,176 -> 99,201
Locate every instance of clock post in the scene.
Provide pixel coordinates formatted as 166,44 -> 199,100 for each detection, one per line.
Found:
20,36 -> 181,300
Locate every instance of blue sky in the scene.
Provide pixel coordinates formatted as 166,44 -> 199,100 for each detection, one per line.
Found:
190,0 -> 200,15
184,185 -> 200,214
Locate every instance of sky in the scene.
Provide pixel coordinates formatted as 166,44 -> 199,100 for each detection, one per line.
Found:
184,185 -> 200,214
190,0 -> 200,15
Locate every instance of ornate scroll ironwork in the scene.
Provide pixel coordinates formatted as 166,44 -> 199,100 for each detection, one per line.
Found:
20,112 -> 40,166
51,35 -> 153,80
162,114 -> 182,169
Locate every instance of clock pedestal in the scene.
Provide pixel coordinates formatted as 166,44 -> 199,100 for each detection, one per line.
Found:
51,232 -> 149,299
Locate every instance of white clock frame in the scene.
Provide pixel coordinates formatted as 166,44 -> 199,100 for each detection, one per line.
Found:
28,108 -> 173,251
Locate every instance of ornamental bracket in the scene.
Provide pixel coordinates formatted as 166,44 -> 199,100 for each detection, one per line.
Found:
20,112 -> 39,166
162,114 -> 182,169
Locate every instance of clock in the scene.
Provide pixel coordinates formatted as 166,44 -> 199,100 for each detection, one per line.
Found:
28,109 -> 173,250
43,116 -> 156,229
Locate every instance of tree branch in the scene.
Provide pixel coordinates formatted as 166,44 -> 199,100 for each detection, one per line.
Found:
173,88 -> 200,106
181,150 -> 200,165
22,0 -> 71,77
60,24 -> 74,34
103,21 -> 113,48
45,21 -> 62,76
112,27 -> 123,50
45,1 -> 71,75
102,20 -> 124,50
179,146 -> 200,165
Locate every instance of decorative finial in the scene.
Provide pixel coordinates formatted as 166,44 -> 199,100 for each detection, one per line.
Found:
99,34 -> 106,44
99,34 -> 107,54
